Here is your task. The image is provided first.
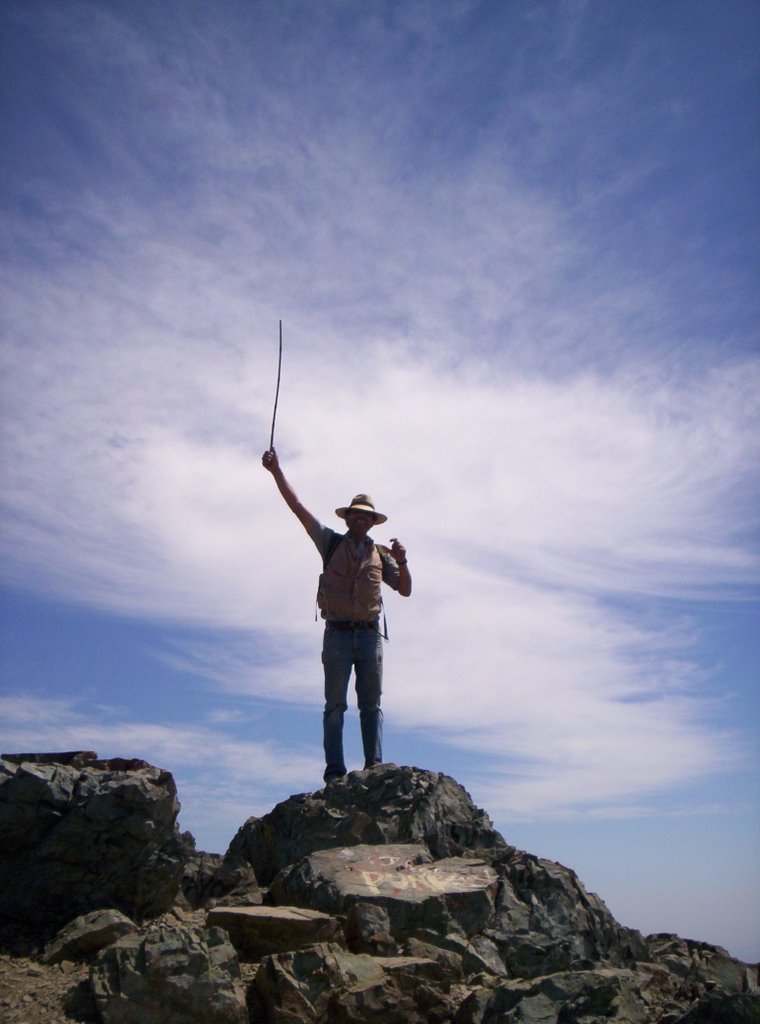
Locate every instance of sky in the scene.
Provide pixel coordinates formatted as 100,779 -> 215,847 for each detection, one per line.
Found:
1,0 -> 758,963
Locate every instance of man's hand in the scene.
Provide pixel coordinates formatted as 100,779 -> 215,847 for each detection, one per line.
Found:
390,538 -> 411,596
262,448 -> 280,473
390,538 -> 407,564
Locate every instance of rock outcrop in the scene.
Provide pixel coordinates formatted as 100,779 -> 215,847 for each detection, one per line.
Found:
0,752 -> 757,1024
234,765 -> 646,978
226,764 -> 507,886
0,752 -> 185,945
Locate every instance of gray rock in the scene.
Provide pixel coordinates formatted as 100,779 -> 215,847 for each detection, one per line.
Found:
0,752 -> 185,941
646,933 -> 757,998
227,763 -> 507,885
420,929 -> 507,979
90,922 -> 247,1024
2,750 -> 100,767
676,992 -> 760,1023
254,941 -> 456,1024
345,902 -> 398,955
3,752 -> 756,1024
402,935 -> 465,982
229,765 -> 644,980
270,842 -> 499,945
43,908 -> 137,964
455,967 -> 652,1024
205,905 -> 345,960
180,847 -> 261,910
490,849 -> 647,976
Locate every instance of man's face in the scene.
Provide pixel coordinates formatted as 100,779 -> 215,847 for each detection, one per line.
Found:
345,508 -> 375,540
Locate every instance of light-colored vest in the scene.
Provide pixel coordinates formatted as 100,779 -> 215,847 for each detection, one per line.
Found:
319,538 -> 383,621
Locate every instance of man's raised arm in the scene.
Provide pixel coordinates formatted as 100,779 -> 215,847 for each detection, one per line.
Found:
261,449 -> 320,536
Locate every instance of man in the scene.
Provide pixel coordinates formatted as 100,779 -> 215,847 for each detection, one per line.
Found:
262,448 -> 412,781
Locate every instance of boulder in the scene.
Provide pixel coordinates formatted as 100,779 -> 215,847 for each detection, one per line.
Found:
229,765 -> 644,977
455,967 -> 654,1024
227,764 -> 507,885
254,941 -> 457,1024
402,935 -> 465,982
269,843 -> 499,944
0,752 -> 185,942
646,933 -> 757,998
417,928 -> 506,979
490,848 -> 647,976
205,905 -> 345,960
456,963 -> 760,1024
43,908 -> 137,964
345,902 -> 398,956
180,847 -> 261,910
90,922 -> 247,1024
676,992 -> 760,1023
2,752 -> 757,1024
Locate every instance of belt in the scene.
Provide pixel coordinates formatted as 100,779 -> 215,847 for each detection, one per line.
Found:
326,620 -> 378,631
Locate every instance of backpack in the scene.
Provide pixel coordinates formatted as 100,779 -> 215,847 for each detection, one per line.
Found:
316,533 -> 390,639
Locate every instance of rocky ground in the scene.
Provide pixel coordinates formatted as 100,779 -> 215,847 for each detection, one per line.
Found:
0,954 -> 95,1024
0,909 -> 260,1024
1,755 -> 757,1024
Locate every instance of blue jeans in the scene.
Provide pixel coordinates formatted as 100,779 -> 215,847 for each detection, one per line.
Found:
322,624 -> 383,780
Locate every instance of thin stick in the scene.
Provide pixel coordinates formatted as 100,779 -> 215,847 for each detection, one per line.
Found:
269,319 -> 283,451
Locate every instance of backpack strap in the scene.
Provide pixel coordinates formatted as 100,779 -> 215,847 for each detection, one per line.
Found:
323,531 -> 345,569
375,545 -> 392,642
315,532 -> 346,621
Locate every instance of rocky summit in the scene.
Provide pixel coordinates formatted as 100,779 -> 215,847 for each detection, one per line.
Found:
0,753 -> 757,1023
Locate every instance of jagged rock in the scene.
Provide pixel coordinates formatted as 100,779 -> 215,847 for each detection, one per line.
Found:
180,847 -> 261,910
456,963 -> 760,1024
345,902 -> 398,955
43,908 -> 137,964
676,992 -> 760,1023
254,941 -> 457,1023
489,848 -> 647,976
205,905 -> 345,960
90,922 -> 247,1024
402,935 -> 465,982
0,752 -> 185,942
227,763 -> 507,885
270,842 -> 499,943
1,753 -> 757,1024
416,928 -> 506,979
3,750 -> 99,767
646,933 -> 757,997
455,967 -> 654,1024
232,765 -> 644,979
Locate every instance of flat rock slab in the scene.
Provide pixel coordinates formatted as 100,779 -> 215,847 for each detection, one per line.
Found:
206,905 -> 344,960
271,843 -> 498,940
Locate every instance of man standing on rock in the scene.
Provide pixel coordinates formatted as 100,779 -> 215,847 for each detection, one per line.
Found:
262,448 -> 412,782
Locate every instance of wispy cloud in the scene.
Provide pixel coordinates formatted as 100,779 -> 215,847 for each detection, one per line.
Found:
1,0 -> 757,838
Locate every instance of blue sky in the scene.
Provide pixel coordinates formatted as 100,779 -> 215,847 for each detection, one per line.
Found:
1,0 -> 758,962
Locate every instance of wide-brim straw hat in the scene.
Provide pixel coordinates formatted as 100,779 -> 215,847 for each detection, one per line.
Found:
335,493 -> 388,525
